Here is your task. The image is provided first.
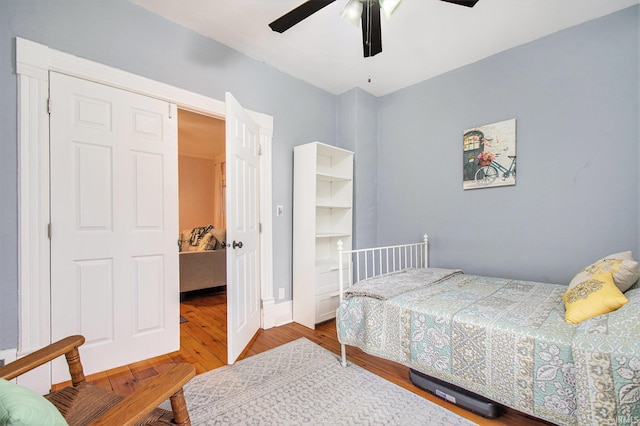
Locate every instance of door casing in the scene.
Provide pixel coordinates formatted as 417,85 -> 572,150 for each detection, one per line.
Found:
15,37 -> 276,391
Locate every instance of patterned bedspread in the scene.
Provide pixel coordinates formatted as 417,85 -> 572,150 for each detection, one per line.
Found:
337,271 -> 640,426
344,268 -> 462,300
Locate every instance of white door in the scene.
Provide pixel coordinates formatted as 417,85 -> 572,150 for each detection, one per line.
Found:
225,93 -> 261,363
49,72 -> 179,382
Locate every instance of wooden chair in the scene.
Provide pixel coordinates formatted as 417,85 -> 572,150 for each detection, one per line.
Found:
0,335 -> 196,426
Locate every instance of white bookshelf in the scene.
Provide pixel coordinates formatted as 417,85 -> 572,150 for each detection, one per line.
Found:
293,142 -> 353,329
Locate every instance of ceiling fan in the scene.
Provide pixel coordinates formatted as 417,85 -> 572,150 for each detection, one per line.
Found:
269,0 -> 480,58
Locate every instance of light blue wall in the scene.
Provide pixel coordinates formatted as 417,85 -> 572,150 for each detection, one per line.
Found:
0,0 -> 336,349
337,88 -> 378,249
376,6 -> 639,284
1,1 -> 638,350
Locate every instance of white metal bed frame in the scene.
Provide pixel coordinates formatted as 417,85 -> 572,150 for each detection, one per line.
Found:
337,234 -> 429,367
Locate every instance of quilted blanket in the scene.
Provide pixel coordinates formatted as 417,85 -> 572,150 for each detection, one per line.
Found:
344,268 -> 462,300
337,272 -> 640,426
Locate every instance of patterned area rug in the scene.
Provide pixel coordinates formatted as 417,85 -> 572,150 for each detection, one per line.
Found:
171,338 -> 477,425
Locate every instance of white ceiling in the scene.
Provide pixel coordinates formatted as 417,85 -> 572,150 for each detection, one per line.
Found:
130,0 -> 639,97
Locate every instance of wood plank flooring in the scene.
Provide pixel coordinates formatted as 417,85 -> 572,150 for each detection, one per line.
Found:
54,289 -> 552,425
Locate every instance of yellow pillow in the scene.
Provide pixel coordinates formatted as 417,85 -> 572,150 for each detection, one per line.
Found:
563,272 -> 629,324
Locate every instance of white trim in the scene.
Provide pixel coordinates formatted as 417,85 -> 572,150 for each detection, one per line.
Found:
0,348 -> 17,366
258,119 -> 276,329
16,70 -> 51,356
16,37 -> 275,362
0,348 -> 17,385
272,301 -> 294,327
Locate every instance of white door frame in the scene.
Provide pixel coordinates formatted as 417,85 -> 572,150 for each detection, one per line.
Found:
15,37 -> 276,370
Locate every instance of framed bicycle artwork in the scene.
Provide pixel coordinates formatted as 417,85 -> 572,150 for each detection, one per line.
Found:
462,118 -> 516,190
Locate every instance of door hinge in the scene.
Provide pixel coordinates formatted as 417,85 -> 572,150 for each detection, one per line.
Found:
258,144 -> 263,156
47,223 -> 52,239
168,104 -> 173,119
259,223 -> 262,233
47,98 -> 51,115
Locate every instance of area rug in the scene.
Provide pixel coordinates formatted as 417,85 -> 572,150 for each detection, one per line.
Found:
169,338 -> 477,425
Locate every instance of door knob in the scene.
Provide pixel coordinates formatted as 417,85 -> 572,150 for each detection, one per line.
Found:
232,240 -> 243,249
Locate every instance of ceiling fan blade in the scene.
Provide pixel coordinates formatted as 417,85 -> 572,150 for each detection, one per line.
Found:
269,0 -> 337,33
440,0 -> 479,7
361,0 -> 382,57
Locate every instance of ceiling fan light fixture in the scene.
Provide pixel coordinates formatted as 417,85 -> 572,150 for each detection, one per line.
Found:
379,0 -> 402,19
269,0 -> 476,59
340,0 -> 363,27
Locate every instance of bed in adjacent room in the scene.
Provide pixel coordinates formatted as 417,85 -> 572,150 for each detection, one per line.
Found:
336,236 -> 640,426
178,225 -> 227,293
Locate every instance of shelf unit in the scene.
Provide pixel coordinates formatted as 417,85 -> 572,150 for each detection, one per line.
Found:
293,142 -> 353,329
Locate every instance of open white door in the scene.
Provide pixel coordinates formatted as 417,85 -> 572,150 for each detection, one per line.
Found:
225,93 -> 261,363
49,72 -> 179,382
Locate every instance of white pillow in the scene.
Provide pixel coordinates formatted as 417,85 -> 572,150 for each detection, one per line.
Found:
569,251 -> 639,293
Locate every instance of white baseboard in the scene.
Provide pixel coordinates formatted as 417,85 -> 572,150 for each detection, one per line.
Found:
0,348 -> 17,383
273,301 -> 293,327
0,348 -> 17,367
262,298 -> 292,329
16,364 -> 51,394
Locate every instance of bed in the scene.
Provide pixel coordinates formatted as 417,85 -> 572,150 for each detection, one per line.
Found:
336,236 -> 640,426
178,225 -> 227,293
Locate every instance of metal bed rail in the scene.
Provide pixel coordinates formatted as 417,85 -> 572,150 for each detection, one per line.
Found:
337,234 -> 429,366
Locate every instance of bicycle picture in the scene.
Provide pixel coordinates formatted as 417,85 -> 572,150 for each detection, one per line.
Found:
475,154 -> 516,186
463,119 -> 516,190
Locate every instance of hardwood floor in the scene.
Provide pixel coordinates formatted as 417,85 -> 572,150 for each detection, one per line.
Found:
54,289 -> 552,425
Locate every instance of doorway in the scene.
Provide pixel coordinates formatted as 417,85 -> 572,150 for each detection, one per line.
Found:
16,37 -> 275,391
178,109 -> 226,232
177,109 -> 229,363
